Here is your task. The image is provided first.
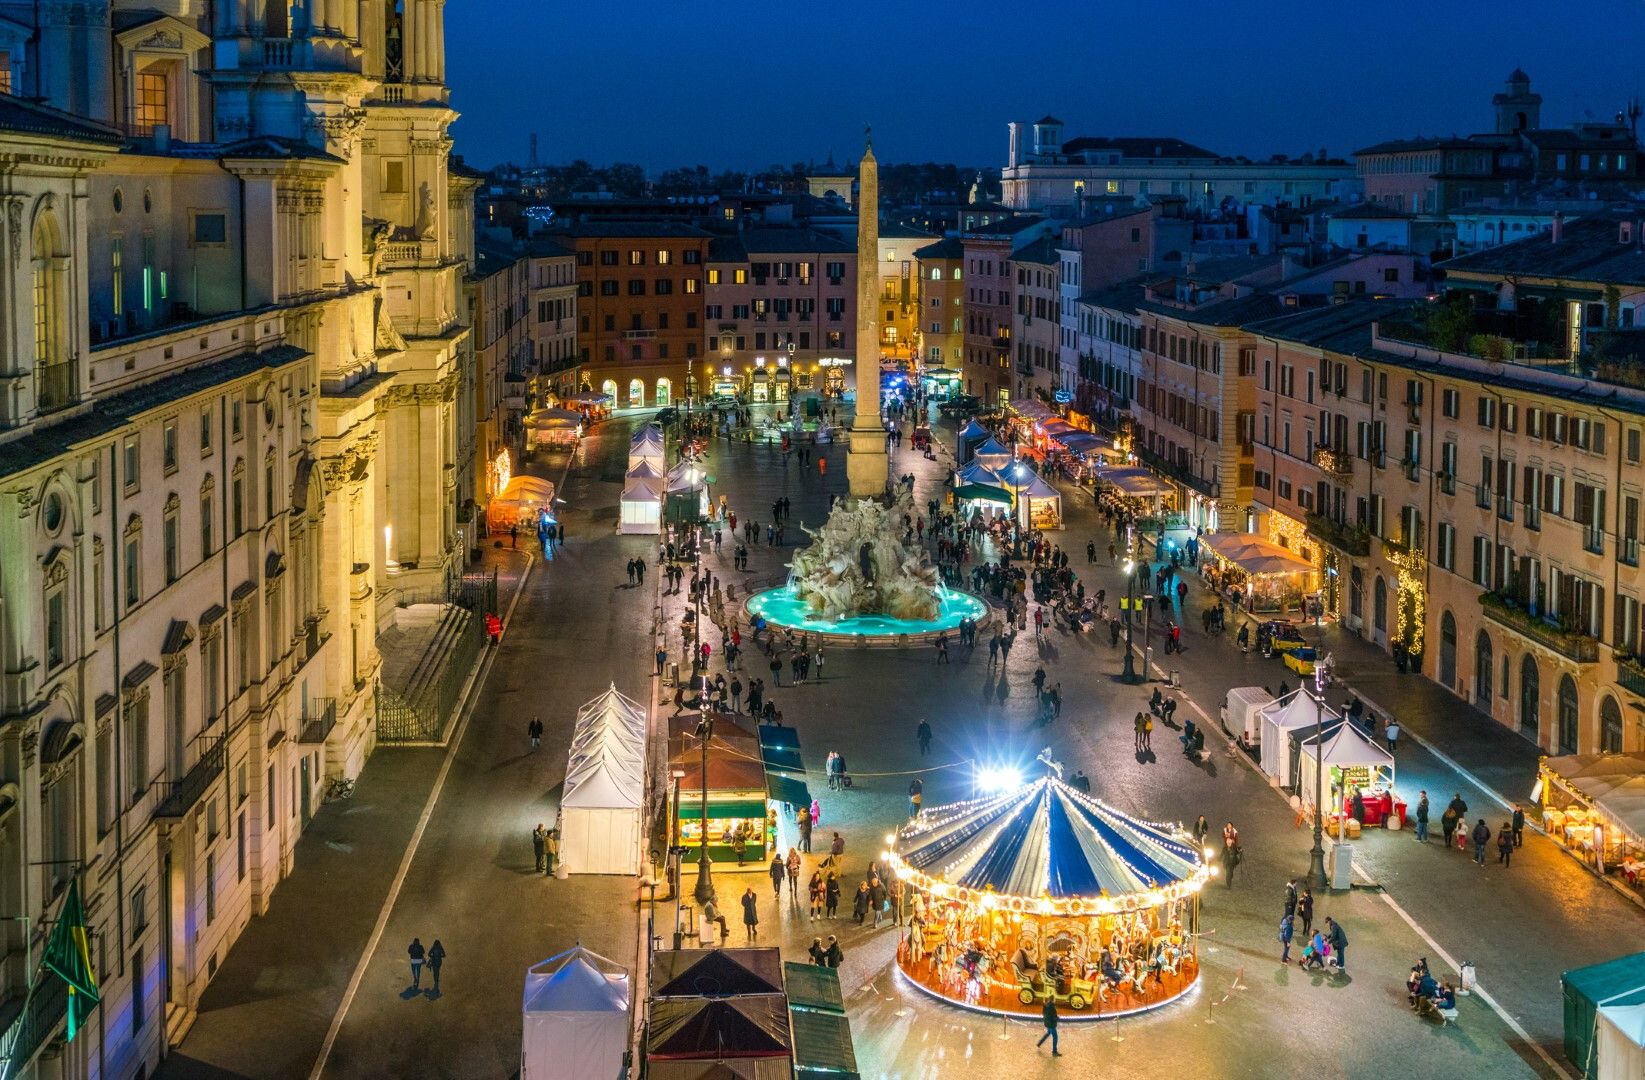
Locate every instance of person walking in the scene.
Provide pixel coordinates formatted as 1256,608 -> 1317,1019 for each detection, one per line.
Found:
1414,791 -> 1430,843
545,823 -> 560,876
916,719 -> 932,756
869,875 -> 887,929
1283,877 -> 1299,919
1441,805 -> 1459,850
427,940 -> 446,991
852,881 -> 871,925
1141,713 -> 1153,752
770,853 -> 787,898
908,777 -> 923,818
1192,814 -> 1210,849
1133,712 -> 1146,753
786,847 -> 801,897
528,717 -> 543,750
1497,822 -> 1515,867
797,806 -> 813,853
1325,917 -> 1348,973
408,938 -> 426,989
1036,995 -> 1061,1056
1384,718 -> 1400,754
1297,887 -> 1314,939
1279,912 -> 1296,964
1511,804 -> 1526,847
1471,818 -> 1491,865
741,887 -> 760,941
532,823 -> 548,873
825,873 -> 841,918
823,935 -> 844,968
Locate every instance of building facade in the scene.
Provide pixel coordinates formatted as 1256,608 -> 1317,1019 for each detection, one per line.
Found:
914,238 -> 965,370
551,224 -> 710,408
1003,117 -> 1352,215
0,1 -> 473,1075
703,228 -> 857,402
1009,236 -> 1062,402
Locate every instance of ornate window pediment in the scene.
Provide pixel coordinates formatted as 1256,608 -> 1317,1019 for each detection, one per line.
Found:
114,15 -> 210,55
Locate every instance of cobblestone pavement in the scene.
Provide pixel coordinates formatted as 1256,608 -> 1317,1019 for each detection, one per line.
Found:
671,408 -> 1640,1079
161,406 -> 1639,1079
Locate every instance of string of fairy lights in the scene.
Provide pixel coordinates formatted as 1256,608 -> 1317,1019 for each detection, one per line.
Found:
880,776 -> 1214,918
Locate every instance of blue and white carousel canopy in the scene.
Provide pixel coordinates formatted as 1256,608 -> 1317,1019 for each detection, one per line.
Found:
888,777 -> 1208,915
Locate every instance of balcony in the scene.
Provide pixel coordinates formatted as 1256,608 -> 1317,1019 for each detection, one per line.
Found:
35,361 -> 75,414
1619,654 -> 1645,698
1305,513 -> 1371,557
1136,445 -> 1215,499
1310,446 -> 1351,477
0,973 -> 69,1075
154,734 -> 227,818
300,698 -> 338,744
1479,592 -> 1600,664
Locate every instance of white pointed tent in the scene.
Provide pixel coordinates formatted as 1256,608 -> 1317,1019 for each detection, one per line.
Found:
1295,723 -> 1395,811
521,945 -> 630,1080
1258,690 -> 1340,786
630,426 -> 667,471
620,460 -> 664,534
972,436 -> 1012,471
560,685 -> 647,875
1008,466 -> 1063,529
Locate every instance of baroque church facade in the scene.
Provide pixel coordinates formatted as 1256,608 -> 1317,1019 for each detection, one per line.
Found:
0,2 -> 470,1074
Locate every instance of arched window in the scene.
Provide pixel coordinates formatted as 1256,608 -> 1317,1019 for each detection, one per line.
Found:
1558,674 -> 1580,754
31,209 -> 71,411
1519,655 -> 1540,741
655,378 -> 672,407
1473,631 -> 1493,709
39,718 -> 83,901
1600,695 -> 1624,753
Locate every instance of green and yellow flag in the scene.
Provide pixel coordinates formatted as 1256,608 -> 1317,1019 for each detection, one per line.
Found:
42,881 -> 98,1041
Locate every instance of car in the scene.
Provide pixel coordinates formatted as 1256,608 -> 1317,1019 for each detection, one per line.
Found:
937,394 -> 981,417
1283,646 -> 1318,678
1256,620 -> 1307,655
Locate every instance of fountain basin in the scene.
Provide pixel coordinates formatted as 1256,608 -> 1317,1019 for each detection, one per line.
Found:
745,584 -> 990,644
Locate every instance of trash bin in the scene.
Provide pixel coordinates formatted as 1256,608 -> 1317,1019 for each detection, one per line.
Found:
1329,842 -> 1354,889
1170,669 -> 1181,688
668,662 -> 679,687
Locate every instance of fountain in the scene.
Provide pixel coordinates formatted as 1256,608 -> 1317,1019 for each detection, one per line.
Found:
745,490 -> 988,641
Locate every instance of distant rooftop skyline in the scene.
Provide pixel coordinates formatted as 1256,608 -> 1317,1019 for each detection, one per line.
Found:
449,1 -> 1645,172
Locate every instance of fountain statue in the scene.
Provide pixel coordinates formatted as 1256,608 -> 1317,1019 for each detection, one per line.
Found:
788,490 -> 942,622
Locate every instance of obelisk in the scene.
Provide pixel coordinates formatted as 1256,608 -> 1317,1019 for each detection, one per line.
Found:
846,128 -> 890,498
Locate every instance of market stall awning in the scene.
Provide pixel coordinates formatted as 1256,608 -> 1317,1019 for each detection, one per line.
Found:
654,948 -> 784,998
957,419 -> 990,444
1297,722 -> 1395,768
953,482 -> 1013,505
783,962 -> 846,1012
1056,431 -> 1107,453
1010,399 -> 1055,422
972,437 -> 1012,468
790,1007 -> 859,1080
766,773 -> 811,808
1544,752 -> 1645,842
757,725 -> 804,772
646,996 -> 791,1059
1200,532 -> 1316,576
1040,420 -> 1077,437
1012,473 -> 1061,500
676,798 -> 768,820
1093,466 -> 1174,497
891,776 -> 1206,904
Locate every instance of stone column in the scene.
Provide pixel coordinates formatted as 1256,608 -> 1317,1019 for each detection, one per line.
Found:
846,130 -> 889,498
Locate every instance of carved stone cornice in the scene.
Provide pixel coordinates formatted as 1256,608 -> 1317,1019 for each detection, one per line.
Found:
383,371 -> 458,407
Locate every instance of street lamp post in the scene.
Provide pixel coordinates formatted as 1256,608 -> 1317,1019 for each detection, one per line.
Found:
1308,668 -> 1328,889
692,712 -> 717,906
1122,561 -> 1138,682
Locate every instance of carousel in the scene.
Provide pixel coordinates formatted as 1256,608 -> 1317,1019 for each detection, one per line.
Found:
886,773 -> 1210,1020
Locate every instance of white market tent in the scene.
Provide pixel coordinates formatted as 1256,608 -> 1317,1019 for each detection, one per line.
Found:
956,419 -> 990,461
1295,722 -> 1396,811
1258,690 -> 1340,787
521,945 -> 630,1080
1009,469 -> 1062,529
954,460 -> 1007,488
620,470 -> 663,534
1221,686 -> 1276,744
526,407 -> 585,448
972,437 -> 1012,472
1598,1002 -> 1645,1080
630,426 -> 667,470
560,686 -> 646,875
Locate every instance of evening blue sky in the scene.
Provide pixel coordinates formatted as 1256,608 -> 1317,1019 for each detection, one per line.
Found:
448,1 -> 1645,171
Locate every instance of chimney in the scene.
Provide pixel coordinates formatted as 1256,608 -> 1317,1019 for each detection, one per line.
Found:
1551,210 -> 1564,242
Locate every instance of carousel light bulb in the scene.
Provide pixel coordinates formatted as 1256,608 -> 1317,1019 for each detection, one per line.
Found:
884,833 -> 896,846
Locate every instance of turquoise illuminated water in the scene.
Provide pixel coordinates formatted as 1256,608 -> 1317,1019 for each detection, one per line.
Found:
745,584 -> 988,636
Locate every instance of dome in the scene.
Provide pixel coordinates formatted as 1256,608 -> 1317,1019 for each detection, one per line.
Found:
888,776 -> 1208,914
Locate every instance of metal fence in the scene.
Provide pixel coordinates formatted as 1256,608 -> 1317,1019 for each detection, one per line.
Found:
375,570 -> 497,744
